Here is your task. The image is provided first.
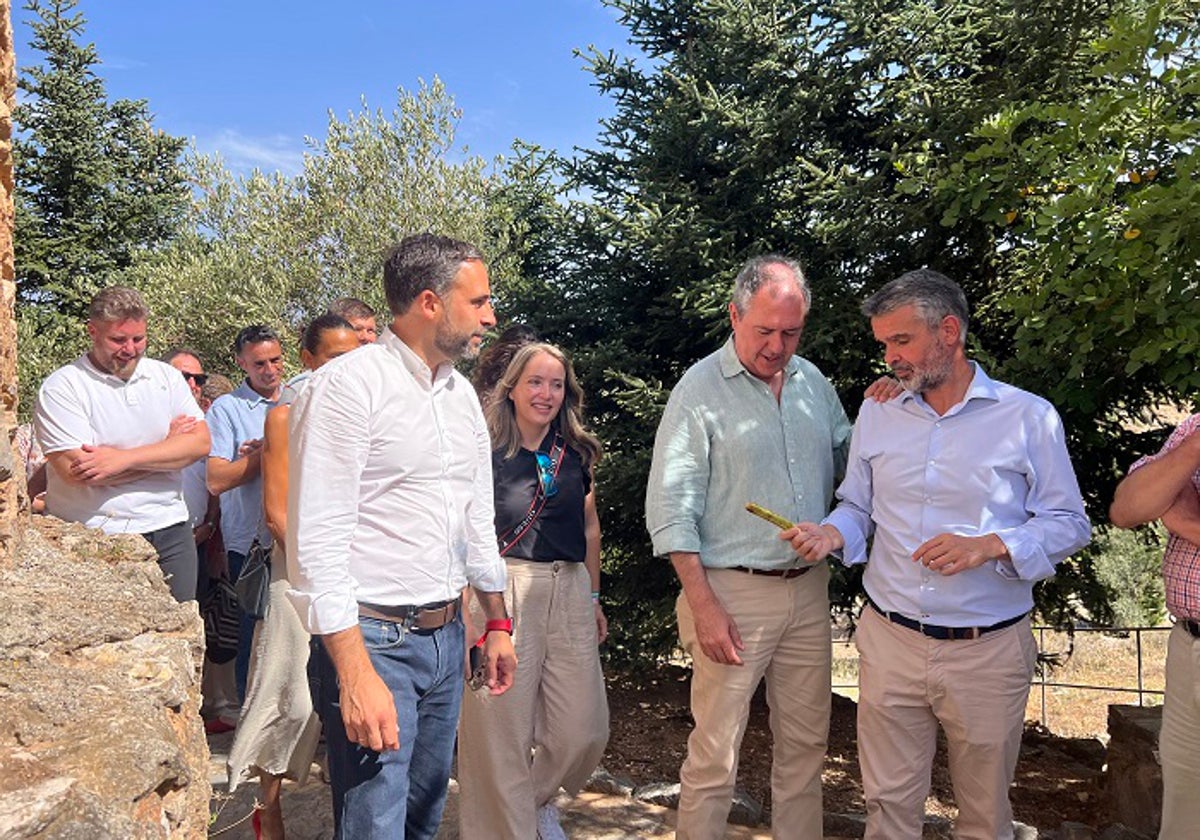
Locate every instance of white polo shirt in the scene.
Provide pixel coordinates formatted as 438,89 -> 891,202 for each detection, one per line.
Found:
34,354 -> 204,534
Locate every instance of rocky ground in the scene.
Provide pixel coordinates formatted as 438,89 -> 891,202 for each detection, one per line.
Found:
207,663 -> 1126,839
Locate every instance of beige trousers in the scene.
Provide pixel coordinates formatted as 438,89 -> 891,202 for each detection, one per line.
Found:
457,559 -> 609,840
675,564 -> 831,840
856,606 -> 1036,840
1159,623 -> 1200,839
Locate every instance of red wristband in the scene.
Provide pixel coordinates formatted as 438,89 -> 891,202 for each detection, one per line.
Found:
474,617 -> 514,648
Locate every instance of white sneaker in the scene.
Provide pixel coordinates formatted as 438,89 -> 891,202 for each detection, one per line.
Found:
536,802 -> 567,840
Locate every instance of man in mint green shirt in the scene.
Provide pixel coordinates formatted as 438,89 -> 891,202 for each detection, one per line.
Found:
645,254 -> 851,840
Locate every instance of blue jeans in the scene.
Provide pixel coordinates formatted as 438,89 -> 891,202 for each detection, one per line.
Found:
226,549 -> 258,701
316,615 -> 465,840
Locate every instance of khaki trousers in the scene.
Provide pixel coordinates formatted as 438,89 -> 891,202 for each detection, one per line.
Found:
457,559 -> 609,840
856,606 -> 1036,840
675,564 -> 831,840
1159,623 -> 1200,839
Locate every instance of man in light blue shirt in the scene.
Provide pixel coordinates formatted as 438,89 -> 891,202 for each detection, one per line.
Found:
646,255 -> 852,840
207,324 -> 284,699
789,269 -> 1090,839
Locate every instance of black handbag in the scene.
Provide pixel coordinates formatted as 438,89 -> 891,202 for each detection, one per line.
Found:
234,539 -> 271,620
201,577 -> 240,664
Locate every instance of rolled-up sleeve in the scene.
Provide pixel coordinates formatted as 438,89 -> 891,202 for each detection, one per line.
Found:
285,370 -> 369,635
646,388 -> 710,557
465,399 -> 506,593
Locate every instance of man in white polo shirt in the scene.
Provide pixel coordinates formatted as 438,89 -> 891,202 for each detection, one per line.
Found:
34,286 -> 210,602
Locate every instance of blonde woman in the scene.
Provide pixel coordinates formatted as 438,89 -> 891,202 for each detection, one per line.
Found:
458,342 -> 609,840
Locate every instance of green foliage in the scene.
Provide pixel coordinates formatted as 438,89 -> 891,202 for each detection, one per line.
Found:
130,80 -> 501,376
1092,524 -> 1168,627
14,0 -> 188,312
14,0 -> 188,416
498,0 -> 1196,665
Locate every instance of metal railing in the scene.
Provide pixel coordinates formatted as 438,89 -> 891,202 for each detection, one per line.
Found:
1031,624 -> 1167,729
831,624 -> 1170,730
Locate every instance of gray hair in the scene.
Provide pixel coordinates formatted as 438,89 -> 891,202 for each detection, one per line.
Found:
731,255 -> 811,316
862,268 -> 969,344
88,286 -> 149,323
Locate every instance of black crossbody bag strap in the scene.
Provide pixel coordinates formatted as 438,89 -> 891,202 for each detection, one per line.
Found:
497,433 -> 566,557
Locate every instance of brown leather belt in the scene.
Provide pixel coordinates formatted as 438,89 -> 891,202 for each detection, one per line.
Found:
358,597 -> 460,630
730,565 -> 812,580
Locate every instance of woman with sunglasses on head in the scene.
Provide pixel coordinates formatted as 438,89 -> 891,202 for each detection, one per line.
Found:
226,313 -> 359,840
458,341 -> 609,840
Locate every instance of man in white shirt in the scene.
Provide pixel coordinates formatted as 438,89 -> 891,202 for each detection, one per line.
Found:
34,287 -> 210,602
288,233 -> 517,839
788,269 -> 1090,839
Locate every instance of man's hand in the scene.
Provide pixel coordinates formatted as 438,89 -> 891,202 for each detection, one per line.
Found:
1162,487 -> 1200,546
339,669 -> 400,752
782,522 -> 844,562
691,598 -> 745,666
594,604 -> 609,645
168,415 -> 199,437
237,438 -> 264,459
864,376 -> 904,403
482,629 -> 517,695
912,533 -> 1008,576
70,444 -> 132,483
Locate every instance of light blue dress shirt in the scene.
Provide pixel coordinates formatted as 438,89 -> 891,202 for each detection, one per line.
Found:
824,363 -> 1091,626
646,338 -> 852,569
207,380 -> 276,555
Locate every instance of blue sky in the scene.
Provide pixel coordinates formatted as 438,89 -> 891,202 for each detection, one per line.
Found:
13,0 -> 630,175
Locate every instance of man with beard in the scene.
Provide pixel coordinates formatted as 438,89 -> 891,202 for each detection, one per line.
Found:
207,324 -> 285,701
786,269 -> 1091,839
287,233 -> 516,839
34,287 -> 210,602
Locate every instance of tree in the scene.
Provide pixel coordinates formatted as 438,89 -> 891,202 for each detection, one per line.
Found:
502,0 -> 1195,662
14,0 -> 188,414
132,81 -> 506,374
14,0 -> 187,312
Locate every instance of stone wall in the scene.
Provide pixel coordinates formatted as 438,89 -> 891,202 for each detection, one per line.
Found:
0,0 -> 21,565
0,518 -> 211,838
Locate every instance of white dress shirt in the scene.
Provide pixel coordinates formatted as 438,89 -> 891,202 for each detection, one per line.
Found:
286,329 -> 506,635
825,363 -> 1091,626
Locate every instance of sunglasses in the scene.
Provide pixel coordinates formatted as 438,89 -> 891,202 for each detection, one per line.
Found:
534,452 -> 559,498
182,372 -> 209,386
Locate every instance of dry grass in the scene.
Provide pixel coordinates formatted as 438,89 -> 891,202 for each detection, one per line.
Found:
831,625 -> 1170,738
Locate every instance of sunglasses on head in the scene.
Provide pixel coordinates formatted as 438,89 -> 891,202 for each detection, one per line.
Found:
534,452 -> 559,498
182,372 -> 209,386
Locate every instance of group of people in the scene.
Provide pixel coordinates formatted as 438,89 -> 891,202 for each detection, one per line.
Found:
24,231 -> 1196,840
28,234 -> 608,840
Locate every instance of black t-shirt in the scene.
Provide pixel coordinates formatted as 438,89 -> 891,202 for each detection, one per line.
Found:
492,434 -> 592,563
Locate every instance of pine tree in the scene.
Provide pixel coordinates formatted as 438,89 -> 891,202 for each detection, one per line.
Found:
14,0 -> 187,318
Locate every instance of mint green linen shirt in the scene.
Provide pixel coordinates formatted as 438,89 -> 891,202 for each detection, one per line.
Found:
646,337 -> 852,569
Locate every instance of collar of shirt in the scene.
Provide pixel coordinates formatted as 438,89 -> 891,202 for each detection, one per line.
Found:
718,335 -> 802,382
233,378 -> 278,407
895,361 -> 998,417
380,328 -> 456,393
81,353 -> 152,387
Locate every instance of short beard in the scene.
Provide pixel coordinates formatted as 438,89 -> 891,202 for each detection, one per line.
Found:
434,321 -> 476,361
900,345 -> 955,394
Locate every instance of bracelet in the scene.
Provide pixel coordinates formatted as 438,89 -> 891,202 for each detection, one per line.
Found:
474,617 -> 514,648
591,591 -> 601,604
